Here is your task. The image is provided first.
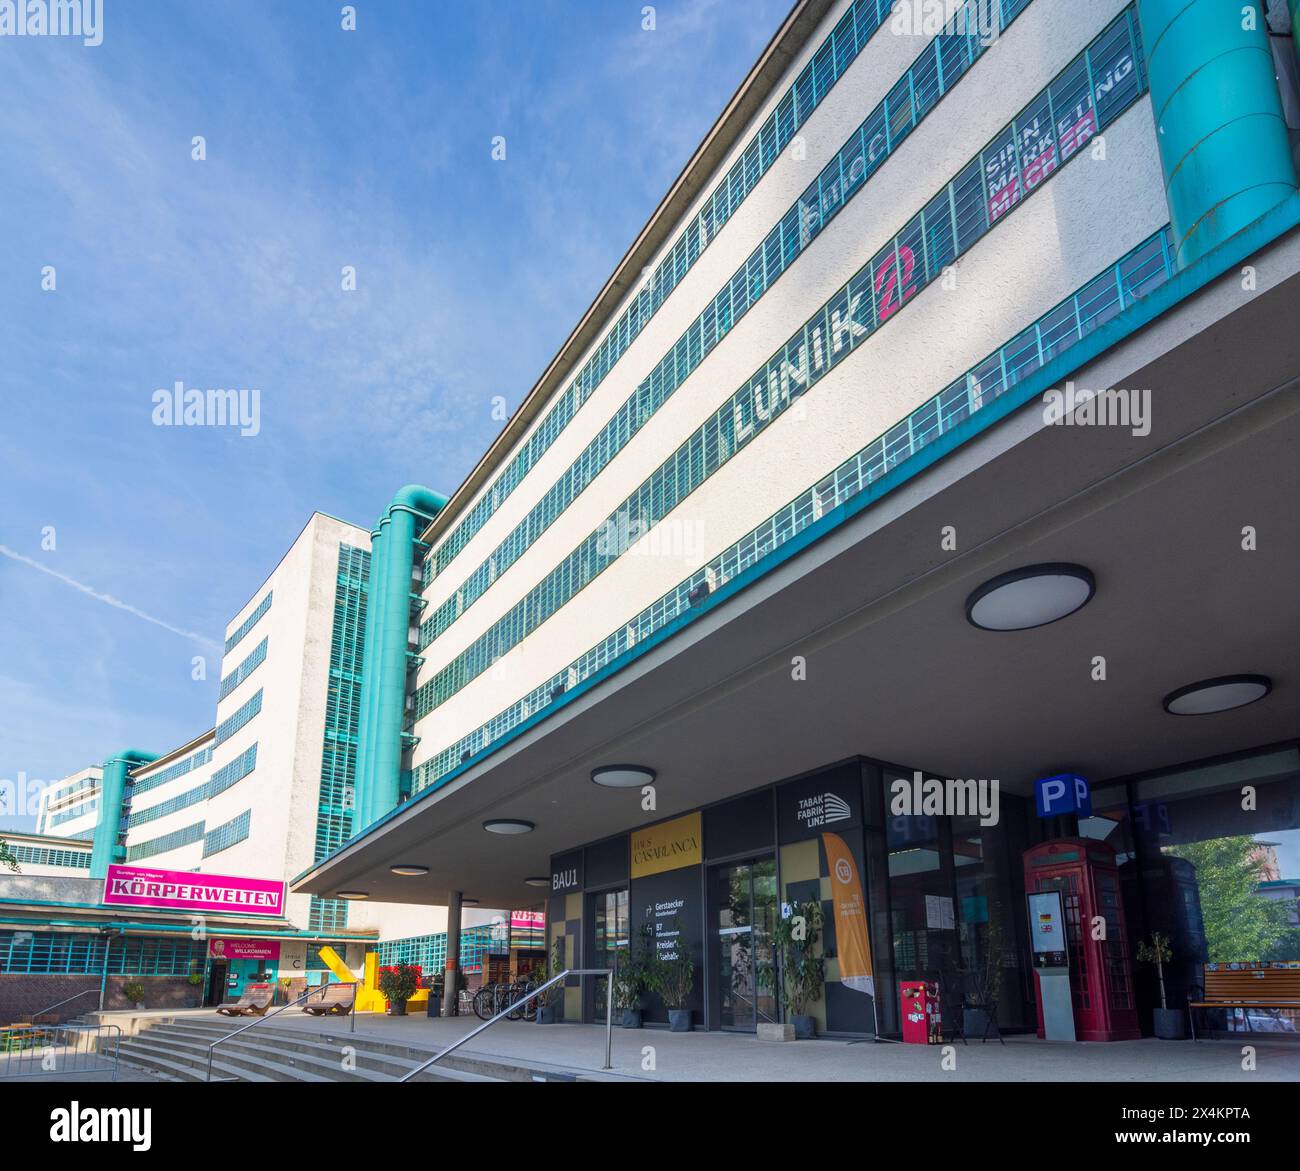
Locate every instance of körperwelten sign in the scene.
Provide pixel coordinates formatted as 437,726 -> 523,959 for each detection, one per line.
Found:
102,864 -> 285,917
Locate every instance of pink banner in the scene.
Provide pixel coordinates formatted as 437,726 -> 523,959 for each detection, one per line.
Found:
103,864 -> 285,917
209,938 -> 280,961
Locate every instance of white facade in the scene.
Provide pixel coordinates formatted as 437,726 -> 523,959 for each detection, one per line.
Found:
408,0 -> 1164,782
33,766 -> 101,838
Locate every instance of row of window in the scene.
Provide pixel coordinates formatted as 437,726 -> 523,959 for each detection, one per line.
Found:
202,809 -> 251,858
420,0 -> 1034,652
409,206 -> 1173,794
219,636 -> 268,700
409,9 -> 1146,727
214,688 -> 263,746
8,843 -> 91,870
126,820 -> 204,861
126,744 -> 258,828
378,925 -> 506,972
428,0 -> 917,581
46,797 -> 98,829
130,746 -> 212,797
0,930 -> 207,975
224,590 -> 272,654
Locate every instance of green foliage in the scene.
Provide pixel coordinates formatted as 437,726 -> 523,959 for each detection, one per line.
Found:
612,924 -> 654,1009
123,981 -> 146,1004
376,963 -> 420,1005
1166,837 -> 1295,962
647,920 -> 694,1009
537,936 -> 567,1008
1136,931 -> 1173,967
0,837 -> 17,872
758,900 -> 825,1016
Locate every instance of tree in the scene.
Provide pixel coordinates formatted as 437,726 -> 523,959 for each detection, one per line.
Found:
0,836 -> 17,872
1166,837 -> 1293,962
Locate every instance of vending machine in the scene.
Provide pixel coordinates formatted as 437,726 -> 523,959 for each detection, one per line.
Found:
1022,838 -> 1140,1041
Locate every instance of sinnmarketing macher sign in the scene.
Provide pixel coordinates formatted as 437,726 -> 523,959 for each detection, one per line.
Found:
102,864 -> 285,917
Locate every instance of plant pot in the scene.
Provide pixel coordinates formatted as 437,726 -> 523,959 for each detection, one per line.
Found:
134,1003 -> 145,1012
426,995 -> 442,1018
1153,1007 -> 1186,1040
621,1008 -> 642,1028
536,1004 -> 559,1024
667,1009 -> 692,1033
964,1007 -> 992,1039
386,1000 -> 407,1016
791,1014 -> 816,1040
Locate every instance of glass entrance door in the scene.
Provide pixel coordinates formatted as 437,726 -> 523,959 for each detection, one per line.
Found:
588,888 -> 628,1022
710,858 -> 777,1030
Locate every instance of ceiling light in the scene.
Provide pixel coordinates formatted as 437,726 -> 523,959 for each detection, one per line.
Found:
1163,675 -> 1271,715
966,563 -> 1095,631
591,764 -> 656,789
483,819 -> 535,835
336,891 -> 369,900
524,877 -> 550,888
390,865 -> 429,876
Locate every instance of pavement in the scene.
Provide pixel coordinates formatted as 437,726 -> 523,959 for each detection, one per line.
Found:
85,1007 -> 1300,1082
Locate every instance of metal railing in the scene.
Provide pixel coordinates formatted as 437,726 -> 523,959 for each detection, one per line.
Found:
21,986 -> 101,1023
0,1023 -> 122,1081
205,981 -> 357,1082
398,968 -> 612,1081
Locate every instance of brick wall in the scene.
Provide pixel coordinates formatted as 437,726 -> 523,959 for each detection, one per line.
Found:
0,975 -> 200,1023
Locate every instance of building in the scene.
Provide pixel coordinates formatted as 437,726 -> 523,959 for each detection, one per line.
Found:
1,514 -> 506,1020
289,0 -> 1300,1039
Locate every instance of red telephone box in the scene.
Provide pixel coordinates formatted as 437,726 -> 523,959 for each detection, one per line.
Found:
1023,838 -> 1140,1041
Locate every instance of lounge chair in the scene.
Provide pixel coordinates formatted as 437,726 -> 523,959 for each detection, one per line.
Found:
301,983 -> 356,1017
216,983 -> 273,1017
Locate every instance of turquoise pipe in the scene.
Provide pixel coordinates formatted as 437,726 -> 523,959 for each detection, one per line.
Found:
353,513 -> 389,834
1138,0 -> 1297,267
89,749 -> 158,879
354,485 -> 447,831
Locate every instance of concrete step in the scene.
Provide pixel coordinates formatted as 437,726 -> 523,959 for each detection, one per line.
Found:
117,1022 -> 494,1083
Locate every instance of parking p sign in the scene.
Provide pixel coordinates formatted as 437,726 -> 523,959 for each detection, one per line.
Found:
1035,773 -> 1092,818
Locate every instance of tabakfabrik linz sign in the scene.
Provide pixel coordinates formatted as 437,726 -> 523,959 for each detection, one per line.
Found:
101,863 -> 286,917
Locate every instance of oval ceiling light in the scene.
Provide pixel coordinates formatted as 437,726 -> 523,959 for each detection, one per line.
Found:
462,898 -> 480,906
966,563 -> 1095,631
390,864 -> 429,876
591,764 -> 656,789
1163,674 -> 1271,715
483,819 -> 535,835
524,876 -> 550,888
336,891 -> 369,900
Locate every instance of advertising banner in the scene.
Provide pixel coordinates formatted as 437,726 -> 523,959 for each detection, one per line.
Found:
209,938 -> 280,961
821,832 -> 874,997
103,864 -> 286,917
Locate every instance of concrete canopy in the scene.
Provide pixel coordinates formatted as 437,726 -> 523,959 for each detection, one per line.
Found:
295,237 -> 1300,911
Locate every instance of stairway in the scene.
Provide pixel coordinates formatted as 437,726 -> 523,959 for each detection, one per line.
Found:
82,1014 -> 603,1082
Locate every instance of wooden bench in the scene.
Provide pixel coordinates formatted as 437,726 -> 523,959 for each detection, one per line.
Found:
1188,964 -> 1300,1040
301,983 -> 355,1017
215,983 -> 274,1017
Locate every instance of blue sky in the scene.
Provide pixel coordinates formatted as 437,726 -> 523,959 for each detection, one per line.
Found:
0,0 -> 788,830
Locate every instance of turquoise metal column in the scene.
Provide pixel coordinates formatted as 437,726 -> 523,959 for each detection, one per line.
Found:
354,485 -> 447,831
1138,0 -> 1297,267
353,516 -> 389,832
90,749 -> 158,878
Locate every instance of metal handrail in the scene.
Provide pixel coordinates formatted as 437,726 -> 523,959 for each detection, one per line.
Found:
205,981 -> 357,1082
398,968 -> 613,1081
24,987 -> 100,1022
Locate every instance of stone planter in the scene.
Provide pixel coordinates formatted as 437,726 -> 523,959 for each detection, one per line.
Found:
386,1000 -> 407,1016
667,1009 -> 692,1033
1153,1007 -> 1186,1039
536,1004 -> 559,1024
791,1014 -> 816,1040
757,1022 -> 795,1042
621,1008 -> 642,1029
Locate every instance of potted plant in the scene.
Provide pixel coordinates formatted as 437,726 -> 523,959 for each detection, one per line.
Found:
536,937 -> 566,1024
612,924 -> 655,1028
957,920 -> 1006,1040
758,900 -> 825,1040
424,971 -> 444,1018
654,921 -> 695,1033
123,981 -> 146,1011
1137,932 -> 1184,1039
187,971 -> 204,1006
377,962 -> 420,1016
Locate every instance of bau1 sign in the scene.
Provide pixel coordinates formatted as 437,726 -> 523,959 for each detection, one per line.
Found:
103,864 -> 285,917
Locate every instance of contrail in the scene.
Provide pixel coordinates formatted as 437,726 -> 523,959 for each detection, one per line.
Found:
0,545 -> 221,653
